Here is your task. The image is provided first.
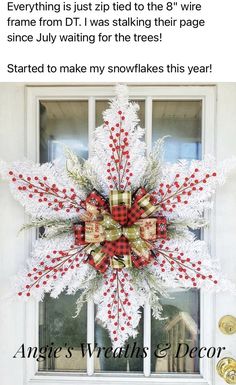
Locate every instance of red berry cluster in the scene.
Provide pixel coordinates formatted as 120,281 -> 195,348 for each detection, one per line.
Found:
8,171 -> 81,213
153,239 -> 218,287
155,169 -> 217,213
105,111 -> 133,190
103,270 -> 133,341
17,245 -> 87,297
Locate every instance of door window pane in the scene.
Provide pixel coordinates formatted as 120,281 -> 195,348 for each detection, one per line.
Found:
40,100 -> 88,162
151,290 -> 200,373
151,100 -> 201,373
39,293 -> 87,372
39,101 -> 89,372
152,100 -> 202,161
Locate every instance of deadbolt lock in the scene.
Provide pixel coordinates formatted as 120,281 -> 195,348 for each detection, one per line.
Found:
219,315 -> 236,335
217,358 -> 236,384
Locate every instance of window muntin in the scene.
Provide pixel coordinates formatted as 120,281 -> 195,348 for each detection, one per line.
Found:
39,97 -> 202,374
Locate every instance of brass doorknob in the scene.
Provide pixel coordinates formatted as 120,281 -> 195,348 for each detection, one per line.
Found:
217,357 -> 236,384
219,316 -> 236,335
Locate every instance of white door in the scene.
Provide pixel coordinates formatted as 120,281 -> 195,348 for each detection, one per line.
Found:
0,84 -> 236,385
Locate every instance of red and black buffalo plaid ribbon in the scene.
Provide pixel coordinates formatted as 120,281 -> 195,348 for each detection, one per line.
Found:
86,191 -> 108,210
102,235 -> 130,257
131,254 -> 152,269
126,188 -> 147,225
87,254 -> 109,273
133,187 -> 147,203
127,203 -> 145,226
111,204 -> 128,225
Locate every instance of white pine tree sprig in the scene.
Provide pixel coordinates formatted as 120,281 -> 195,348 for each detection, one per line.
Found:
90,86 -> 147,194
94,268 -> 144,348
0,160 -> 87,220
151,156 -> 236,223
14,235 -> 93,300
148,237 -> 236,293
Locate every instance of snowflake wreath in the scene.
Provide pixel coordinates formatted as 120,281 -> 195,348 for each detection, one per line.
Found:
1,85 -> 235,347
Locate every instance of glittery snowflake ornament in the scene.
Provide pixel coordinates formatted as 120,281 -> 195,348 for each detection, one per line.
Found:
1,85 -> 236,347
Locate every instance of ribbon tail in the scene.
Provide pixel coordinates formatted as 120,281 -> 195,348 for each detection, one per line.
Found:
130,239 -> 152,259
110,254 -> 132,269
85,243 -> 109,273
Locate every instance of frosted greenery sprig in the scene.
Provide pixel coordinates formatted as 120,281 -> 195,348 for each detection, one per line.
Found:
19,218 -> 74,232
74,271 -> 103,318
65,148 -> 102,193
129,268 -> 169,319
20,218 -> 74,240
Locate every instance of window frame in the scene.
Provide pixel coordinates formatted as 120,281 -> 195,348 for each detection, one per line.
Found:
25,84 -> 216,385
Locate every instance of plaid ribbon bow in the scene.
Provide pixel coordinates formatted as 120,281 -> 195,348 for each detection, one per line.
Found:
74,189 -> 167,272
